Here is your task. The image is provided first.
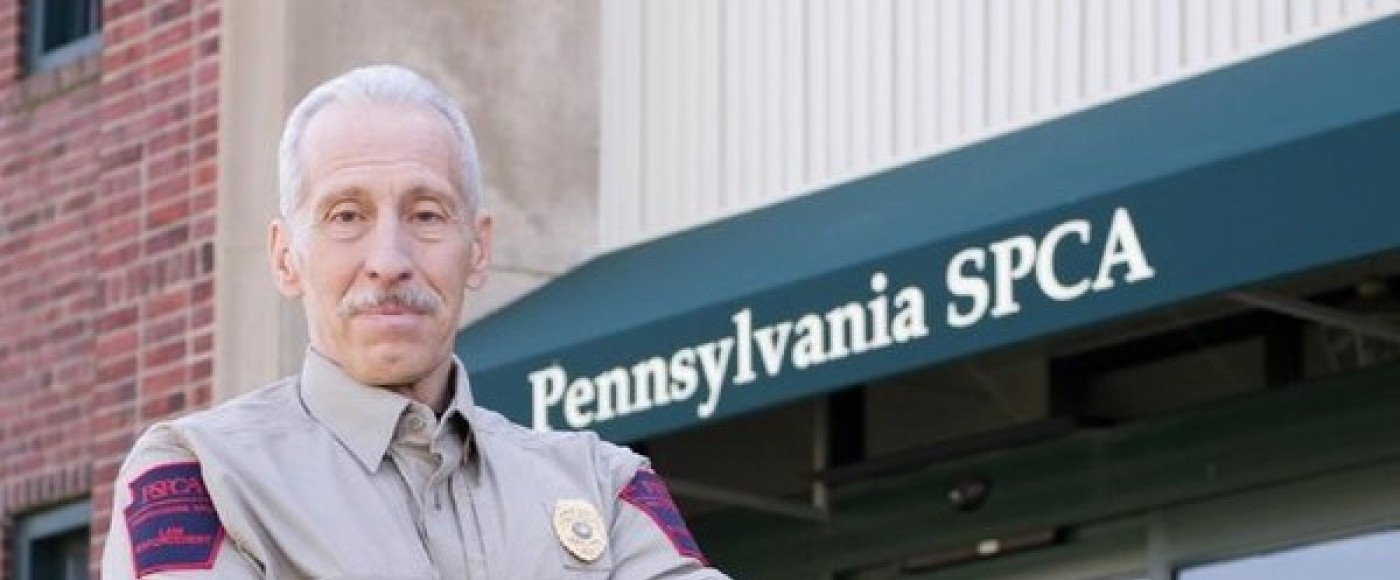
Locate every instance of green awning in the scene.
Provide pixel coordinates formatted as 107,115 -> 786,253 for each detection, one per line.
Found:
458,15 -> 1400,443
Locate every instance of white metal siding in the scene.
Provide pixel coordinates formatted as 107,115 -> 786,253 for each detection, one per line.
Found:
600,0 -> 1400,251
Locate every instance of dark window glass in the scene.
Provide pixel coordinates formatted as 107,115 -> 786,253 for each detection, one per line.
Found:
26,0 -> 102,73
41,0 -> 100,52
13,500 -> 91,580
1179,529 -> 1400,580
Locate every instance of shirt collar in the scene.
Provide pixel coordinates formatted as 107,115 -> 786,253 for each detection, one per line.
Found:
299,348 -> 478,473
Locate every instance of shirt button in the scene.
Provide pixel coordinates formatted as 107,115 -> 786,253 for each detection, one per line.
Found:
406,415 -> 428,432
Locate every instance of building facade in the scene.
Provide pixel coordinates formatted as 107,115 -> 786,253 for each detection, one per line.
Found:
1,0 -> 219,577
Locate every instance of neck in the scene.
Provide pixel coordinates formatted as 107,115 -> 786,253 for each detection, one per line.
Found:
386,357 -> 455,414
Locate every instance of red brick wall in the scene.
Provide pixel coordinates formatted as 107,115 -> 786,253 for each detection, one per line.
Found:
0,0 -> 219,577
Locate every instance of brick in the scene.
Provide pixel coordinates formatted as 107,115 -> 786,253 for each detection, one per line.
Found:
104,14 -> 150,48
198,35 -> 219,58
92,381 -> 137,410
89,405 -> 137,435
152,19 -> 194,48
144,223 -> 189,256
148,121 -> 192,156
93,431 -> 136,458
152,0 -> 193,25
194,136 -> 216,160
101,41 -> 149,77
97,306 -> 139,334
190,303 -> 213,328
148,171 -> 192,207
146,285 -> 189,313
96,328 -> 139,359
100,143 -> 144,170
106,0 -> 150,23
190,326 -> 213,352
191,357 -> 212,381
97,240 -> 140,271
147,45 -> 192,80
142,363 -> 187,392
149,148 -> 191,181
193,112 -> 216,139
197,2 -> 220,32
149,197 -> 190,227
139,390 -> 187,419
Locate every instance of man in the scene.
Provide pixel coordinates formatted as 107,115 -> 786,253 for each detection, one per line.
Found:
102,65 -> 730,579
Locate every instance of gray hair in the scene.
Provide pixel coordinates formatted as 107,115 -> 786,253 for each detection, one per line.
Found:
277,64 -> 484,218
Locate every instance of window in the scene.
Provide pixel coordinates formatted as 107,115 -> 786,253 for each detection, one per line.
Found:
25,0 -> 101,74
13,500 -> 91,580
1178,529 -> 1400,580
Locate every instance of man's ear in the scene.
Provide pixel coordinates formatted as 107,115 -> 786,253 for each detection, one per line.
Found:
269,219 -> 304,298
465,212 -> 493,290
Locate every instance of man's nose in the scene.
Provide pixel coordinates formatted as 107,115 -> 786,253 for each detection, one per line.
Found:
364,217 -> 414,282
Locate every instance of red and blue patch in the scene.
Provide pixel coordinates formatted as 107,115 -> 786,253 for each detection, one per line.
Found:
124,462 -> 224,577
620,469 -> 707,565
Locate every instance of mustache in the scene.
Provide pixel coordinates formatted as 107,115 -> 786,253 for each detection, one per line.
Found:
338,288 -> 441,317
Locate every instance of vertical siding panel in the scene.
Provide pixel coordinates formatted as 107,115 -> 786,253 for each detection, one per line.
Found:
782,0 -> 807,195
1183,0 -> 1209,70
1261,0 -> 1289,45
963,0 -> 988,137
1288,0 -> 1317,34
598,0 -> 643,248
639,0 -> 667,232
828,0 -> 851,178
929,0 -> 952,144
1237,0 -> 1263,52
1009,1 -> 1033,122
1106,0 -> 1132,91
1058,0 -> 1084,106
871,0 -> 895,163
1344,0 -> 1374,20
1083,0 -> 1107,100
1131,0 -> 1157,82
1033,1 -> 1058,115
741,0 -> 764,205
694,1 -> 722,220
893,0 -> 917,156
806,0 -> 829,186
1316,0 -> 1344,26
986,0 -> 1010,127
720,0 -> 742,214
673,1 -> 695,225
850,1 -> 873,170
759,0 -> 781,204
1209,0 -> 1236,59
1157,0 -> 1183,79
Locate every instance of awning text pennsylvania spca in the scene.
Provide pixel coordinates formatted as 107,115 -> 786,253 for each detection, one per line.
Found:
529,207 -> 1154,431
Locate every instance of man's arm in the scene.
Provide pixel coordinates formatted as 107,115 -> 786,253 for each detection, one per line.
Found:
608,467 -> 733,580
102,429 -> 262,580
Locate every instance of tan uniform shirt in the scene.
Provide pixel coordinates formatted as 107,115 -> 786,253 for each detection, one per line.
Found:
102,350 -> 729,580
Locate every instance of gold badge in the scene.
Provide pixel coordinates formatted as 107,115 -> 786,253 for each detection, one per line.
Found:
553,499 -> 608,563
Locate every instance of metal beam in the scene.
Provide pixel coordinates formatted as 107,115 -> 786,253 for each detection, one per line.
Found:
667,478 -> 829,523
1228,291 -> 1400,345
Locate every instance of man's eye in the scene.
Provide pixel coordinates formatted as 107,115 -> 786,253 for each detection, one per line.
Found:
410,210 -> 448,223
328,209 -> 364,223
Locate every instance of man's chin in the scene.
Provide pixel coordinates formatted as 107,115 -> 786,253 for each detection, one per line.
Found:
345,349 -> 439,387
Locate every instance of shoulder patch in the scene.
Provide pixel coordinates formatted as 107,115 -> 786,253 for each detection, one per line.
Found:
124,461 -> 224,577
619,469 -> 707,565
